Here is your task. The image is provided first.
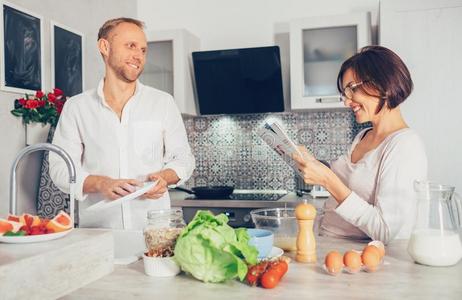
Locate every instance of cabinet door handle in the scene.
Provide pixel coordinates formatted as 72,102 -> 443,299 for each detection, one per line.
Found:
315,97 -> 342,103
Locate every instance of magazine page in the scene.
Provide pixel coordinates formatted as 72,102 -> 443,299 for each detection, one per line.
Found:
257,121 -> 303,176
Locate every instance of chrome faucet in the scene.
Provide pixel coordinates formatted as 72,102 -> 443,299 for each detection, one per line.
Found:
9,143 -> 76,224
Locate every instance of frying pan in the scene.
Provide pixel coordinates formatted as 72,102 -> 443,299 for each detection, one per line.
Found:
174,186 -> 234,199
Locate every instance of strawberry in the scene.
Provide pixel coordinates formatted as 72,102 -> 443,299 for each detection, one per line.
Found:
30,227 -> 42,235
25,215 -> 33,227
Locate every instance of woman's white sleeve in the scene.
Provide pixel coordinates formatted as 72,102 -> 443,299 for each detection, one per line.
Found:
334,136 -> 427,244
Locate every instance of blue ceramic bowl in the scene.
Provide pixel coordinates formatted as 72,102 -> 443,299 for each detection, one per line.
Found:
247,228 -> 274,258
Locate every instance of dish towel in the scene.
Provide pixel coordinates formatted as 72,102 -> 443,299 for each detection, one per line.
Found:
36,126 -> 78,224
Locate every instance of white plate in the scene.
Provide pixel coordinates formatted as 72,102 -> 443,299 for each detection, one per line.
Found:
258,247 -> 284,261
86,181 -> 157,212
0,228 -> 73,244
268,246 -> 284,258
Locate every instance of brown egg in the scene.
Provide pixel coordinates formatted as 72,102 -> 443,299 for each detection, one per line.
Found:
325,251 -> 343,275
368,241 -> 385,259
363,245 -> 381,257
343,250 -> 362,273
361,246 -> 381,272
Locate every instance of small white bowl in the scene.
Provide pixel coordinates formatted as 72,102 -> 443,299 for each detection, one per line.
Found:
143,254 -> 181,277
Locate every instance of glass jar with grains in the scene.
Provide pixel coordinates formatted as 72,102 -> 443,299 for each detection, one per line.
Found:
143,209 -> 186,257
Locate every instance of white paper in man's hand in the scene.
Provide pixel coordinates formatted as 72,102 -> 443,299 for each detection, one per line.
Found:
86,181 -> 158,212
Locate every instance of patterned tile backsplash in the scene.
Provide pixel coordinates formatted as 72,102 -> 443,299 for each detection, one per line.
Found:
182,110 -> 368,191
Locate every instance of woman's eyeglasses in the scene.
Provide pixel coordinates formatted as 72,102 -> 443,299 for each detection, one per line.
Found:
340,81 -> 366,102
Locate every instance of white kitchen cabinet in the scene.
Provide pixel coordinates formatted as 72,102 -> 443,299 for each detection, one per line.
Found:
380,0 -> 462,192
141,29 -> 200,116
289,12 -> 371,110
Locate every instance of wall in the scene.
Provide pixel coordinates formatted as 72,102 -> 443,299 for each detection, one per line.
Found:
138,0 -> 380,109
0,0 -> 137,216
141,1 -> 461,193
137,0 -> 379,50
138,0 -> 379,189
183,111 -> 367,190
380,0 -> 462,193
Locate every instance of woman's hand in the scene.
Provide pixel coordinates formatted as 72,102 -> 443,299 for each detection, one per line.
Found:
293,146 -> 331,187
293,146 -> 351,203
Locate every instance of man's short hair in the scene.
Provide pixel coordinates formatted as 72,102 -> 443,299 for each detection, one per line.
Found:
97,17 -> 145,41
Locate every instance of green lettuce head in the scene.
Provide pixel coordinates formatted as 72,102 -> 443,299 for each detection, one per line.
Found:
174,210 -> 258,283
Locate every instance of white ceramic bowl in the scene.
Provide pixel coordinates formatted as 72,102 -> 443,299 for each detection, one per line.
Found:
247,228 -> 274,258
143,254 -> 181,277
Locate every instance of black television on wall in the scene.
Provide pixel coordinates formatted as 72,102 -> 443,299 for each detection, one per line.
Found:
192,46 -> 284,115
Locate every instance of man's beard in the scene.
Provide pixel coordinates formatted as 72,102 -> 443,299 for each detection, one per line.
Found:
108,56 -> 143,83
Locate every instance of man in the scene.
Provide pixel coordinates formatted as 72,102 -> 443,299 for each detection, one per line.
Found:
49,18 -> 195,229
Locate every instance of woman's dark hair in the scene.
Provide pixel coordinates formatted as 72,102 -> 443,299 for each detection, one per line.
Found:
337,45 -> 413,113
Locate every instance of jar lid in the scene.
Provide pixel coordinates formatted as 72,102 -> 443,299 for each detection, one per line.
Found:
147,208 -> 183,219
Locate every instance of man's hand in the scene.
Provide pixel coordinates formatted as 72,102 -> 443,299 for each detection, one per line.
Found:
142,172 -> 168,199
85,176 -> 143,200
100,178 -> 143,200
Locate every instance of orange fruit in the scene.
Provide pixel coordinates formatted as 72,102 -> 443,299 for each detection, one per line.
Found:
20,213 -> 41,227
7,214 -> 21,223
45,211 -> 72,233
0,218 -> 22,234
0,219 -> 14,235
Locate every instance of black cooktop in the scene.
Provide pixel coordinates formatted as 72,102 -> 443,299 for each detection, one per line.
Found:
186,193 -> 286,201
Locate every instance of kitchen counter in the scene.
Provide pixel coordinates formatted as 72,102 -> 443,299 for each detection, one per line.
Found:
0,229 -> 113,300
62,236 -> 462,299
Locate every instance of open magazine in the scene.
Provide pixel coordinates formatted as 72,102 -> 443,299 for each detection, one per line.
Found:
257,120 -> 303,176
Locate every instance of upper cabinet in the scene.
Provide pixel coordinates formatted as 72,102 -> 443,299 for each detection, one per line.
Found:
141,29 -> 200,116
289,12 -> 371,110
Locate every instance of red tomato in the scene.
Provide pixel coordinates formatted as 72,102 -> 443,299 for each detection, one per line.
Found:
246,266 -> 259,286
271,261 -> 288,278
261,270 -> 280,289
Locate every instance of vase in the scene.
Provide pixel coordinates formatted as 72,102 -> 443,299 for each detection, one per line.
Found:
25,123 -> 51,146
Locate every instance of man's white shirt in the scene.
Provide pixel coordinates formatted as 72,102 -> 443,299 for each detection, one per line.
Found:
49,79 -> 195,229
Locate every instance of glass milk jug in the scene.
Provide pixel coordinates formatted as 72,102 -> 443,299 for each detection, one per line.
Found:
408,181 -> 462,266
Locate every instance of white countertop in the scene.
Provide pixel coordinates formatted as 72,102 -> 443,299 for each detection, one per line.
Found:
0,229 -> 113,300
0,229 -> 111,266
62,236 -> 462,299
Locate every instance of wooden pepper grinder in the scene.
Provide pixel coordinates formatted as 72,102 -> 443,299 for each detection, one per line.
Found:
295,201 -> 317,263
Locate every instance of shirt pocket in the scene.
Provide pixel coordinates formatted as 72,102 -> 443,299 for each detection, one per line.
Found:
132,121 -> 163,162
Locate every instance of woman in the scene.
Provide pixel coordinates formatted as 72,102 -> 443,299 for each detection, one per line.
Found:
294,46 -> 427,244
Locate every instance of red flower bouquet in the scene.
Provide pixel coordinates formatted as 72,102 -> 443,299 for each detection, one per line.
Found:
10,88 -> 67,127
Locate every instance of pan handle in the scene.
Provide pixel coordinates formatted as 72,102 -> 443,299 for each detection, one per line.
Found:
173,186 -> 195,194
